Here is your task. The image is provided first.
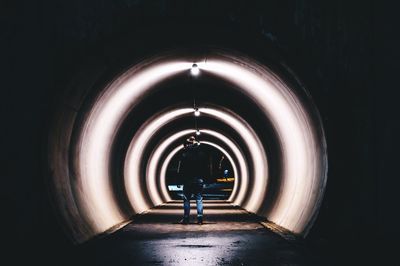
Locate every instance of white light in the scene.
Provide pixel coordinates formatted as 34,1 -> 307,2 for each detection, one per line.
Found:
133,107 -> 255,208
194,108 -> 201,117
54,52 -> 327,244
125,108 -> 192,212
147,133 -> 190,205
152,129 -> 245,203
196,130 -> 201,135
201,108 -> 267,207
77,61 -> 189,237
191,63 -> 200,76
201,58 -> 325,234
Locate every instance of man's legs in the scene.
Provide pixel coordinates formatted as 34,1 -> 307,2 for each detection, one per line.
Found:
193,178 -> 204,224
182,186 -> 192,223
195,191 -> 203,224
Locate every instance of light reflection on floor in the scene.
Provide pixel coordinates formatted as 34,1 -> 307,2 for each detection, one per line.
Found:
80,201 -> 318,265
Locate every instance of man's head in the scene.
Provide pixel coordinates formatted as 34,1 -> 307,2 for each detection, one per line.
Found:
183,135 -> 197,147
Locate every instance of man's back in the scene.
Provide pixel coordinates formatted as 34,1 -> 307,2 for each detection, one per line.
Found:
180,143 -> 208,184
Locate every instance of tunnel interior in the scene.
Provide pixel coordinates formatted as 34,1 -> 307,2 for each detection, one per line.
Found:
47,48 -> 327,244
165,144 -> 235,200
5,2 -> 399,265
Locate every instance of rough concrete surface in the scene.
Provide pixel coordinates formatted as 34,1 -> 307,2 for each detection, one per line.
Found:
79,201 -> 322,265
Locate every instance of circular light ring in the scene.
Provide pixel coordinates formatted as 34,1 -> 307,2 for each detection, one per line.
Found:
124,109 -> 192,213
157,146 -> 183,202
51,51 -> 327,243
148,138 -> 240,203
199,56 -> 326,234
74,60 -> 190,236
146,129 -> 247,206
200,108 -> 268,209
125,107 -> 264,213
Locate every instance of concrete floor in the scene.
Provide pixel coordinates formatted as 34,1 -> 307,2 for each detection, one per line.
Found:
78,201 -> 323,265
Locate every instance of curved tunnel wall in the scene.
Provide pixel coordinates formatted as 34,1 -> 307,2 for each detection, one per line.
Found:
124,107 -> 267,213
150,134 -> 241,202
47,50 -> 327,244
150,126 -> 249,205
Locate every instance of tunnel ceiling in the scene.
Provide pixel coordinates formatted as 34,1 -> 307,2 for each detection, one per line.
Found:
47,49 -> 327,244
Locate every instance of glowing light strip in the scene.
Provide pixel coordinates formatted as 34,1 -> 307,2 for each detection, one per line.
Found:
63,52 -> 326,243
157,146 -> 183,202
125,109 -> 192,213
144,130 -> 190,205
77,61 -> 190,232
200,129 -> 250,206
155,140 -> 239,202
199,58 -> 322,232
125,106 -> 257,212
147,131 -> 242,205
200,108 -> 267,210
200,141 -> 238,198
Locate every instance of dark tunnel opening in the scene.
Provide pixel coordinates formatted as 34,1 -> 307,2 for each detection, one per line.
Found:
165,144 -> 235,200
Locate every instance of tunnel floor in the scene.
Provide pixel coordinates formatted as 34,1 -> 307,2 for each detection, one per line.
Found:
78,201 -> 323,265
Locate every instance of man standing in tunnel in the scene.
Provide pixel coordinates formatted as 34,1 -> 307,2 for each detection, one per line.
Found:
177,135 -> 208,224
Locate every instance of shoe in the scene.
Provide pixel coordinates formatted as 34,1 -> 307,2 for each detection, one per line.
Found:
197,216 -> 203,225
180,217 -> 189,224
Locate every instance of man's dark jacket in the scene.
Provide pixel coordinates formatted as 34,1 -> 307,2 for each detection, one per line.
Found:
179,143 -> 208,185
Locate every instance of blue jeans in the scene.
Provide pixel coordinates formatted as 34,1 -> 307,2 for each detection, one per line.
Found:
183,179 -> 204,219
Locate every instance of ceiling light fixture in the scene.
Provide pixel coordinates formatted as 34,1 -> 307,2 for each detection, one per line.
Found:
190,63 -> 200,76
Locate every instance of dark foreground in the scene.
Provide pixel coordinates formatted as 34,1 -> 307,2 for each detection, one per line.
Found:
76,201 -> 326,266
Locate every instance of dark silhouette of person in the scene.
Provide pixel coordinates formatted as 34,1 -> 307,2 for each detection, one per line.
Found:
177,136 -> 208,224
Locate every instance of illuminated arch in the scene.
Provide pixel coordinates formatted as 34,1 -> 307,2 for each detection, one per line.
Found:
48,50 -> 327,243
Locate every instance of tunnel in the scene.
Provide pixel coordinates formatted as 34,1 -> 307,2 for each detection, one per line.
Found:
47,49 -> 327,244
5,1 -> 400,265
